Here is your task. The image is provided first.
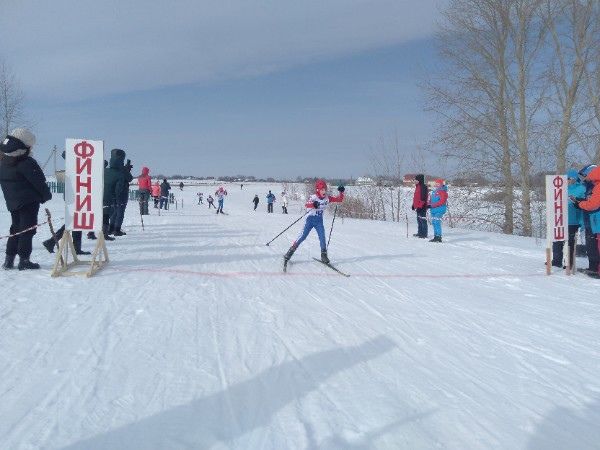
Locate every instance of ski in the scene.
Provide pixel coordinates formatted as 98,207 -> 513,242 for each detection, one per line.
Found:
312,258 -> 350,277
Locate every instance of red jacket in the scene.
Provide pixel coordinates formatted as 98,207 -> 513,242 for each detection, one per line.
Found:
413,184 -> 426,209
151,183 -> 161,197
580,167 -> 600,211
138,167 -> 152,190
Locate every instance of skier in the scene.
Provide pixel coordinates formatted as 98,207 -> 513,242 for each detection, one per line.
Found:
179,181 -> 184,191
252,194 -> 259,211
137,166 -> 152,215
412,174 -> 428,238
428,179 -> 448,242
215,186 -> 227,214
281,191 -> 289,214
109,153 -> 133,236
283,180 -> 345,265
197,192 -> 204,205
207,195 -> 215,209
266,190 -> 276,213
151,181 -> 161,208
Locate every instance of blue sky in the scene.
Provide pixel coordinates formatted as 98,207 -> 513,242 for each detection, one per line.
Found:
1,1 -> 446,179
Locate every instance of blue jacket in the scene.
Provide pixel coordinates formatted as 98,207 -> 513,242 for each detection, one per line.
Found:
429,185 -> 448,216
266,193 -> 276,204
568,181 -> 586,226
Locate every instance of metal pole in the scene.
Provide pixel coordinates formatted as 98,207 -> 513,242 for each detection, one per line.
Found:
327,206 -> 338,249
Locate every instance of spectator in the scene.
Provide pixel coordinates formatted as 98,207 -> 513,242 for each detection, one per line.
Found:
412,174 -> 428,238
0,128 -> 52,269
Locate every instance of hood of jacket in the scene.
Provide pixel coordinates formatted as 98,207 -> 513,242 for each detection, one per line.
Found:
141,166 -> 150,176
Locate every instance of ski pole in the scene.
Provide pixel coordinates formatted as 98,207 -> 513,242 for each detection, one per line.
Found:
265,211 -> 309,246
327,205 -> 338,250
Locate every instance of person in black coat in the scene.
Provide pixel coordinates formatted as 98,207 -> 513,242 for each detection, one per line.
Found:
252,194 -> 259,211
0,129 -> 52,270
160,179 -> 171,210
108,150 -> 133,236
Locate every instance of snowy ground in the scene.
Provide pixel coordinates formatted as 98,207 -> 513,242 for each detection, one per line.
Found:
1,182 -> 599,450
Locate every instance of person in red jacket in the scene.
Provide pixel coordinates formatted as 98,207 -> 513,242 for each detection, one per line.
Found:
137,167 -> 152,215
412,174 -> 428,238
151,180 -> 161,209
573,166 -> 600,278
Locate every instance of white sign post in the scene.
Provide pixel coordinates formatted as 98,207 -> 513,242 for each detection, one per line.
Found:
52,139 -> 109,277
545,175 -> 570,275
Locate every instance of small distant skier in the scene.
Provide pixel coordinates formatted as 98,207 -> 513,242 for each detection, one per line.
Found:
240,183 -> 244,190
284,179 -> 345,265
179,181 -> 184,191
160,179 -> 171,210
215,186 -> 228,214
207,195 -> 215,209
197,192 -> 204,205
252,194 -> 259,211
428,179 -> 448,243
266,190 -> 276,213
281,191 -> 288,214
151,181 -> 161,208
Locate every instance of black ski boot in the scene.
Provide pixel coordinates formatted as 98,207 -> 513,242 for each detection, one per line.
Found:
43,238 -> 56,253
284,245 -> 297,262
321,250 -> 330,264
18,258 -> 40,270
87,232 -> 97,240
3,254 -> 15,270
114,229 -> 126,236
429,236 -> 442,243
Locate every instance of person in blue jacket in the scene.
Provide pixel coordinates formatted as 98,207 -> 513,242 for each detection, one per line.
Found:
428,178 -> 448,243
552,169 -> 586,269
266,190 -> 276,213
576,164 -> 599,274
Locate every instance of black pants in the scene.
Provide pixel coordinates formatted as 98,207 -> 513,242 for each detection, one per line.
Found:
282,205 -> 288,214
582,214 -> 599,271
138,190 -> 150,215
416,207 -> 428,237
552,224 -> 579,267
6,202 -> 40,259
253,202 -> 258,210
268,203 -> 273,213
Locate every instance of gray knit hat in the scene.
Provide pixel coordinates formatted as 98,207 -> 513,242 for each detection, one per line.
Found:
1,128 -> 36,157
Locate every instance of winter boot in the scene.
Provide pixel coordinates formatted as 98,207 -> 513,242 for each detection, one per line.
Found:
87,232 -> 97,240
73,242 -> 91,256
18,258 -> 40,270
114,229 -> 126,236
43,238 -> 56,253
321,250 -> 330,264
429,236 -> 442,243
102,226 -> 115,241
284,245 -> 297,262
3,254 -> 15,270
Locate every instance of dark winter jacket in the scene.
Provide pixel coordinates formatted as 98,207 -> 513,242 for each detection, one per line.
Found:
0,154 -> 52,211
412,174 -> 428,209
160,180 -> 171,197
253,195 -> 259,204
103,150 -> 127,206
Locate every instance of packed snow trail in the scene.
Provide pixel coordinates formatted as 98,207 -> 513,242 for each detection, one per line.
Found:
1,182 -> 599,449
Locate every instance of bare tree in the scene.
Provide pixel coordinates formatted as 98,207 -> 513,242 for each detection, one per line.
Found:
427,0 -> 516,234
0,60 -> 25,137
542,0 -> 600,172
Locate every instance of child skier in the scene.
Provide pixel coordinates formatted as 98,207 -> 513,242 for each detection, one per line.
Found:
215,186 -> 227,214
197,192 -> 203,205
207,195 -> 215,209
283,179 -> 345,265
428,178 -> 448,242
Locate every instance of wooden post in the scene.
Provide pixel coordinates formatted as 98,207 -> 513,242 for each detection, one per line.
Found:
546,248 -> 552,275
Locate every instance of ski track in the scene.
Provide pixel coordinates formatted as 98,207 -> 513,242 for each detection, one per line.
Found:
1,183 -> 600,449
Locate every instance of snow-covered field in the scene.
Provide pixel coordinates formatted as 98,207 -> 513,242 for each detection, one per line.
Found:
1,182 -> 599,450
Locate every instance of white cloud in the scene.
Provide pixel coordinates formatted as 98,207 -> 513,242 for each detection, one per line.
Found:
0,0 -> 443,100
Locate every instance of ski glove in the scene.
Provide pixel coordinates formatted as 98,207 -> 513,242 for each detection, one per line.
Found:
572,198 -> 581,209
337,185 -> 345,192
411,205 -> 415,211
312,200 -> 320,209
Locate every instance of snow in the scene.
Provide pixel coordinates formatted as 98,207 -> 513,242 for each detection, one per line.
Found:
1,182 -> 599,449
